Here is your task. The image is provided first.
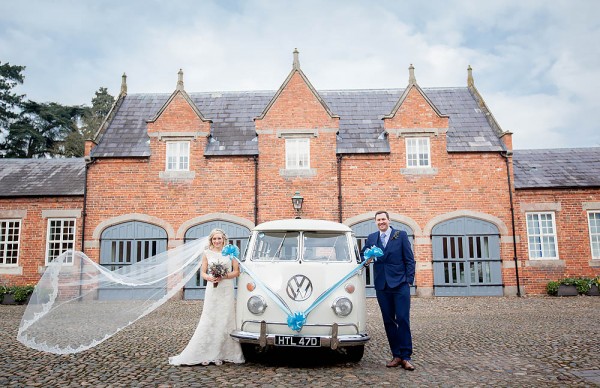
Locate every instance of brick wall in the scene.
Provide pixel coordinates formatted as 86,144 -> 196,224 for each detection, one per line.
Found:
0,196 -> 83,285
515,188 -> 600,293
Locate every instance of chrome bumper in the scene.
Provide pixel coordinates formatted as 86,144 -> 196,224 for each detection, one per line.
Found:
230,321 -> 370,350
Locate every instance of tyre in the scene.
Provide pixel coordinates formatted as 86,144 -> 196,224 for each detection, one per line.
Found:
342,345 -> 364,362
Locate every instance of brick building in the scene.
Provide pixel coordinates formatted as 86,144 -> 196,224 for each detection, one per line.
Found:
1,50 -> 599,296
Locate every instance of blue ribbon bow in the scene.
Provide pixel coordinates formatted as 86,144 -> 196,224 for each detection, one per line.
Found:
364,246 -> 383,260
221,244 -> 240,259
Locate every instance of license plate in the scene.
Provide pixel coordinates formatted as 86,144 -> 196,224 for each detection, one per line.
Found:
274,335 -> 321,347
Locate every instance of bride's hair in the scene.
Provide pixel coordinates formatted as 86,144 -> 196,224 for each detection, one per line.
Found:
208,228 -> 228,249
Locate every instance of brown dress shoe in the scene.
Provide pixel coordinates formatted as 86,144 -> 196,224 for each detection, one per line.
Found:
400,359 -> 415,371
386,357 -> 402,367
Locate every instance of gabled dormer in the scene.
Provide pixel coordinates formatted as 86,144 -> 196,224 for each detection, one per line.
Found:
147,69 -> 211,138
383,65 -> 449,174
255,50 -> 340,180
147,70 -> 212,180
255,49 -> 339,131
383,64 -> 449,131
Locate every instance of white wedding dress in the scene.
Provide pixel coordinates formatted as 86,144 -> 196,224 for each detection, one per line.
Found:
169,249 -> 245,365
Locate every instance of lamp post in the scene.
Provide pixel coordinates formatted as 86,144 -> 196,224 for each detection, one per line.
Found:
291,191 -> 304,219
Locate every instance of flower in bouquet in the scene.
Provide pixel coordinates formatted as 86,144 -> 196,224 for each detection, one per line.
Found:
208,263 -> 229,288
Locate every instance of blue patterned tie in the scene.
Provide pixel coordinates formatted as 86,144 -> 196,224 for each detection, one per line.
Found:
381,233 -> 387,248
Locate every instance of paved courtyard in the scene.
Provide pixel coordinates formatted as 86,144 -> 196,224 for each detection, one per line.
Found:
1,296 -> 599,387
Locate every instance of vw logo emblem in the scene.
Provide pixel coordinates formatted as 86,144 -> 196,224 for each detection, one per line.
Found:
286,275 -> 313,301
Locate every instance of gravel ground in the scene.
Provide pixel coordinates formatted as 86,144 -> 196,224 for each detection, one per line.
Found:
1,296 -> 599,387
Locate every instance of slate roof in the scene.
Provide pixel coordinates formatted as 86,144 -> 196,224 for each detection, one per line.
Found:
0,158 -> 85,197
513,148 -> 600,189
91,86 -> 505,158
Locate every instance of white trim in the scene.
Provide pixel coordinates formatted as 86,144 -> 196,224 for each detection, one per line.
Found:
587,211 -> 600,260
277,129 -> 320,138
285,138 -> 310,170
525,212 -> 559,260
520,202 -> 561,212
583,202 -> 600,210
41,209 -> 82,218
423,210 -> 509,237
0,210 -> 26,218
45,218 -> 76,265
0,219 -> 21,266
405,137 -> 431,168
344,212 -> 423,237
165,140 -> 190,171
92,214 -> 175,241
176,213 -> 254,239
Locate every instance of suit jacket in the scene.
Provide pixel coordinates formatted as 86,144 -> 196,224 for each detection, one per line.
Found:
363,227 -> 415,290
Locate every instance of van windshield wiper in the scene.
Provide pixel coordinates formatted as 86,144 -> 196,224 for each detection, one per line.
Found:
274,233 -> 287,260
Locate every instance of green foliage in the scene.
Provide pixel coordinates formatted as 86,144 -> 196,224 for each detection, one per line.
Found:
1,60 -> 115,158
547,277 -> 595,295
10,284 -> 35,303
0,61 -> 26,134
546,281 -> 559,296
81,87 -> 115,140
2,100 -> 86,157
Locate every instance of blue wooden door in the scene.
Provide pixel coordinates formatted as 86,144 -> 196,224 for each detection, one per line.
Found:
99,221 -> 168,299
350,219 -> 414,297
432,217 -> 503,296
183,221 -> 251,299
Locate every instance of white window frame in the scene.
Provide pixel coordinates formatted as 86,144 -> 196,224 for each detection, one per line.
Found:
0,219 -> 21,266
165,141 -> 190,171
526,212 -> 559,260
45,218 -> 76,265
588,211 -> 600,260
285,138 -> 310,170
406,137 -> 431,168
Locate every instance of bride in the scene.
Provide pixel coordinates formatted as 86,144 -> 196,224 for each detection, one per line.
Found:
169,228 -> 245,366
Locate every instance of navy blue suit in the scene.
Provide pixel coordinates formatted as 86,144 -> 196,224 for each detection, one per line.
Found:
363,227 -> 415,360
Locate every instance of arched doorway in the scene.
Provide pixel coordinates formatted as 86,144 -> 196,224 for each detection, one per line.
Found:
183,220 -> 251,299
351,219 -> 414,297
432,217 -> 503,296
99,221 -> 168,299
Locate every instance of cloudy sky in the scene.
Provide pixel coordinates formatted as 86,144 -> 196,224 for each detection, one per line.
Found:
1,0 -> 599,150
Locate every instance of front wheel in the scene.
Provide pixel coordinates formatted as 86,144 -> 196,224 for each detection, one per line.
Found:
341,345 -> 364,362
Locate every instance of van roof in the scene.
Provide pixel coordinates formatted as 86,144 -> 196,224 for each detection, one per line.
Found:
254,219 -> 352,232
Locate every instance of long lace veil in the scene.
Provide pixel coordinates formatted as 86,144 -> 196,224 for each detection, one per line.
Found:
17,237 -> 208,355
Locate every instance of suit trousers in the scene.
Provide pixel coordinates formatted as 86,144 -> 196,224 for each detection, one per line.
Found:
375,282 -> 412,360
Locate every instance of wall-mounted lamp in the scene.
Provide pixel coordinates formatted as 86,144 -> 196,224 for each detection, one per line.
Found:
291,191 -> 304,218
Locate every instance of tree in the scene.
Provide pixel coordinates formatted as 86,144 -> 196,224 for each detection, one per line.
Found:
58,87 -> 115,157
0,62 -> 26,137
81,87 -> 115,139
2,100 -> 85,158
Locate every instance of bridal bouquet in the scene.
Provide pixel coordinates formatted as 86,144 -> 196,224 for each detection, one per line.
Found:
208,263 -> 229,288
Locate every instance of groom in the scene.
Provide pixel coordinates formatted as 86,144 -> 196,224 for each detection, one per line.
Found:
363,210 -> 416,370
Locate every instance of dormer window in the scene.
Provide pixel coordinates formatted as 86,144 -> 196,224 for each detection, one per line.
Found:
406,137 -> 430,168
286,138 -> 310,170
166,141 -> 190,171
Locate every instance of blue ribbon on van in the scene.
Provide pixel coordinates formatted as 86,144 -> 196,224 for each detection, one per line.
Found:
222,244 -> 383,331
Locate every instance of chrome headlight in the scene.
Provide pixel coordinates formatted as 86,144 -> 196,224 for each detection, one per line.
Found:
331,296 -> 353,317
247,295 -> 267,315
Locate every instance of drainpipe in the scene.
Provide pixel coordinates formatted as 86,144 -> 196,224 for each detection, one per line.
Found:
81,157 -> 96,252
337,155 -> 343,223
501,151 -> 521,297
253,155 -> 259,225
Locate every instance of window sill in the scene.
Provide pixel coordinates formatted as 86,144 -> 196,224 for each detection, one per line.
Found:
524,259 -> 564,268
590,260 -> 600,267
279,168 -> 317,178
0,266 -> 23,275
159,171 -> 196,181
400,167 -> 437,175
